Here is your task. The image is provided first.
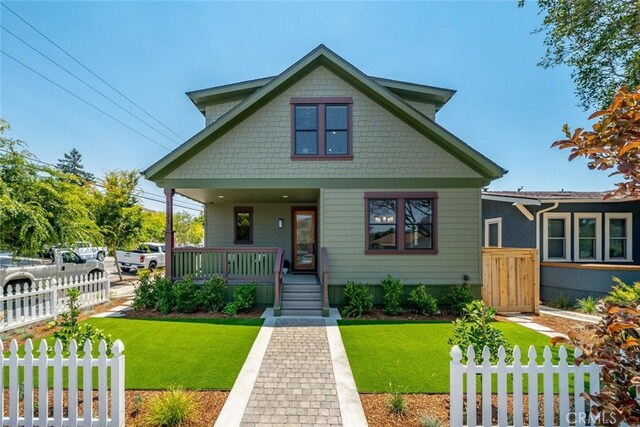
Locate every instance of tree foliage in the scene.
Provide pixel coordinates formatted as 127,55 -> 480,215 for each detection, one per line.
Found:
56,147 -> 95,184
531,0 -> 640,109
552,86 -> 640,199
173,212 -> 204,246
552,300 -> 640,425
0,119 -> 102,255
95,170 -> 143,280
140,210 -> 166,243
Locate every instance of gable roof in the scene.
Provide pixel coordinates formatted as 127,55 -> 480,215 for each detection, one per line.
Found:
186,75 -> 456,114
144,44 -> 506,182
482,190 -> 635,203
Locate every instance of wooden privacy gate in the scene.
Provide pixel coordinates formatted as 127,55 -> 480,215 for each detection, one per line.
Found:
482,248 -> 540,314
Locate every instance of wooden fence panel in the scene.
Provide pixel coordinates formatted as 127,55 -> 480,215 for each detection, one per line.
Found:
450,344 -> 602,427
482,248 -> 539,314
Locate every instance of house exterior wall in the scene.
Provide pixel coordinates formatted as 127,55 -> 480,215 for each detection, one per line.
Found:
205,202 -> 317,266
482,198 -> 640,302
204,100 -> 243,126
405,100 -> 436,120
167,66 -> 481,181
481,200 -> 537,248
321,187 -> 481,287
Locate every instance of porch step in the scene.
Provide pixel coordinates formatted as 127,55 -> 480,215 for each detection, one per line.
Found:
281,299 -> 322,310
281,308 -> 323,317
282,284 -> 321,293
282,291 -> 322,301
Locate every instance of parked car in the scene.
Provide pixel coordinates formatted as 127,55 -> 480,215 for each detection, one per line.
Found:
116,243 -> 166,272
72,242 -> 108,261
0,249 -> 105,295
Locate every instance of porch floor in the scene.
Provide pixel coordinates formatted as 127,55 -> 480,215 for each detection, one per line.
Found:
282,274 -> 319,285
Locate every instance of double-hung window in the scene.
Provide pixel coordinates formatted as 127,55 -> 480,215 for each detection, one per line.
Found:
484,218 -> 502,247
291,97 -> 353,159
543,213 -> 571,261
605,213 -> 633,262
365,192 -> 437,254
573,213 -> 602,261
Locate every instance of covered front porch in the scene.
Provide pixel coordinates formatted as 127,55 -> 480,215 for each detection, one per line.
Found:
163,187 -> 330,316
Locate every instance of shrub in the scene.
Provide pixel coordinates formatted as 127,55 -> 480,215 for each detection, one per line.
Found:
408,285 -> 440,316
49,288 -> 112,356
388,382 -> 408,415
575,296 -> 599,314
133,271 -> 158,310
553,300 -> 640,425
232,282 -> 256,312
606,277 -> 640,306
441,284 -> 475,316
548,292 -> 573,310
172,276 -> 199,313
198,276 -> 226,312
381,275 -> 403,316
343,281 -> 373,318
144,386 -> 198,427
421,414 -> 443,427
223,303 -> 237,317
448,300 -> 510,363
154,277 -> 174,315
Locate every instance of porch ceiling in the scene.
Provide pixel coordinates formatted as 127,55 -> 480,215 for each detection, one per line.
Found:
176,188 -> 320,204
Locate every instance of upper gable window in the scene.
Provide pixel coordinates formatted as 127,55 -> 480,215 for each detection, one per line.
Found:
291,97 -> 353,160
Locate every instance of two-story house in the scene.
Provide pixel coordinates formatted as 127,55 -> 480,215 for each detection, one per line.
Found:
144,45 -> 506,316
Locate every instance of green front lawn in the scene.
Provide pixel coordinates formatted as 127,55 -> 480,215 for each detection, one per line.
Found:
86,317 -> 263,390
339,320 -> 564,393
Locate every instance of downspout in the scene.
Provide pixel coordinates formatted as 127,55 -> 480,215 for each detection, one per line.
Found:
535,202 -> 559,253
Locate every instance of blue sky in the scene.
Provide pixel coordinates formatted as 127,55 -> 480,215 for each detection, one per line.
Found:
0,1 -> 618,212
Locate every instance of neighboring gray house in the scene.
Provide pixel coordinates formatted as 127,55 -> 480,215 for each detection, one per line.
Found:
144,45 -> 505,315
482,190 -> 640,301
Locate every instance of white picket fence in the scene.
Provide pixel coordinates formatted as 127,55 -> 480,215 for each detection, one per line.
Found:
1,338 -> 125,426
1,273 -> 110,333
450,345 -> 602,427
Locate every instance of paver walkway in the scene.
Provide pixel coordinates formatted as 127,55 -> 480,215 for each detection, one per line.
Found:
240,319 -> 342,426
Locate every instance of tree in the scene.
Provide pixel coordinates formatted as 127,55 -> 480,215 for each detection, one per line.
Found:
95,170 -> 143,281
0,119 -> 102,255
552,86 -> 640,199
530,0 -> 640,109
174,212 -> 204,246
140,210 -> 166,243
56,148 -> 95,184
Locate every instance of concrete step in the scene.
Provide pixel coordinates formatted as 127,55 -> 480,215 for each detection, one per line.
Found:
282,284 -> 321,293
281,308 -> 323,317
281,299 -> 322,309
282,291 -> 322,301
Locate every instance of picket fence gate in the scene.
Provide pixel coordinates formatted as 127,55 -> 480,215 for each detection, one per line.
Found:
450,345 -> 602,427
1,338 -> 125,427
1,273 -> 110,333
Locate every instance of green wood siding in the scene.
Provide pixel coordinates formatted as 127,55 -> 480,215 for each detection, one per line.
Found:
320,187 -> 482,286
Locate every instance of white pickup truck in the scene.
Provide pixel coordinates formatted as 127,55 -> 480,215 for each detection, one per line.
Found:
116,243 -> 166,272
0,249 -> 105,295
72,242 -> 108,261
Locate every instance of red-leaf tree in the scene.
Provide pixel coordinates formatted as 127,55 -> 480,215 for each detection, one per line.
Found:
552,86 -> 640,199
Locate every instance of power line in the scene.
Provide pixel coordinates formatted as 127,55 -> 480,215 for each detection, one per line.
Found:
1,50 -> 173,151
0,25 -> 181,146
1,3 -> 185,142
0,149 -> 203,212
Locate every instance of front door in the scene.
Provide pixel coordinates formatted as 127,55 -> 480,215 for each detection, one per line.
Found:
292,208 -> 316,271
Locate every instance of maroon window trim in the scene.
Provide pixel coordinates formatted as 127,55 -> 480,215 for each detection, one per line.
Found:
291,97 -> 353,160
234,207 -> 254,245
364,192 -> 438,255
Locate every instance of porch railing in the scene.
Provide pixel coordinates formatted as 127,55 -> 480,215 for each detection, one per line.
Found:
173,247 -> 281,283
273,248 -> 285,316
319,247 -> 330,317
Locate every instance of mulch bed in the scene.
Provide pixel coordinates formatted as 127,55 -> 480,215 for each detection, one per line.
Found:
361,393 -> 563,426
2,389 -> 228,426
341,308 -> 457,321
123,307 -> 264,319
125,390 -> 228,427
